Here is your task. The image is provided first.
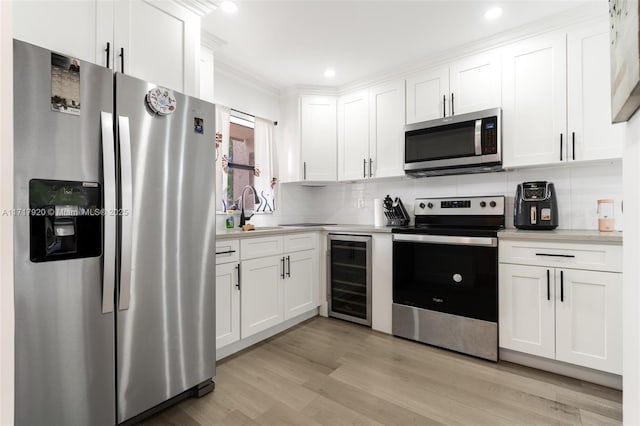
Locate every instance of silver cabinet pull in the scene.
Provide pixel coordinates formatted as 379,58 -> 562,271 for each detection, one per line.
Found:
369,158 -> 373,178
303,161 -> 307,180
363,158 -> 366,178
101,112 -> 116,314
118,116 -> 133,311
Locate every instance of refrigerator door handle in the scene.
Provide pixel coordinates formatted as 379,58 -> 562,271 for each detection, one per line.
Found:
101,112 -> 116,314
118,115 -> 134,311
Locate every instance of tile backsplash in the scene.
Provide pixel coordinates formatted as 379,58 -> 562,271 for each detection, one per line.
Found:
218,160 -> 623,231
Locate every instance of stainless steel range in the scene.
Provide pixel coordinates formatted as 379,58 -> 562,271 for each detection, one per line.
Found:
392,196 -> 505,361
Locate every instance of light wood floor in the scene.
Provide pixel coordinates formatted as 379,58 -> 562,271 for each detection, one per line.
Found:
142,317 -> 622,426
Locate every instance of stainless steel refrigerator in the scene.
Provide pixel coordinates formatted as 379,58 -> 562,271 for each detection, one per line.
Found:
13,39 -> 216,425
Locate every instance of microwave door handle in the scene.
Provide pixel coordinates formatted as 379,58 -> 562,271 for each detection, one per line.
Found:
474,119 -> 482,155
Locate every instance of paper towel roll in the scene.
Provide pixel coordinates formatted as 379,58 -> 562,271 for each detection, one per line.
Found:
374,198 -> 385,227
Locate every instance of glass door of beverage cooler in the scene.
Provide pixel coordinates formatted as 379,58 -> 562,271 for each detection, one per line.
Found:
328,234 -> 372,326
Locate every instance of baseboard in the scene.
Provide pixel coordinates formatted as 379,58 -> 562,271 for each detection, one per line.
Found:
216,308 -> 319,361
499,348 -> 622,390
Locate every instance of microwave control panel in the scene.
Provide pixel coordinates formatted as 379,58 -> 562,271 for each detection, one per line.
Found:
481,116 -> 498,155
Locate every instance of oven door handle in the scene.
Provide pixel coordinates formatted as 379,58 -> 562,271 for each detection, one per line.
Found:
392,234 -> 497,247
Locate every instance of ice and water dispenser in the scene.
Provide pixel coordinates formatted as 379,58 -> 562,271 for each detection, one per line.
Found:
29,179 -> 102,262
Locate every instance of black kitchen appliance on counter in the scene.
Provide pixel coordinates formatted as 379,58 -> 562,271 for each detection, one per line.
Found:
514,181 -> 559,230
383,195 -> 410,226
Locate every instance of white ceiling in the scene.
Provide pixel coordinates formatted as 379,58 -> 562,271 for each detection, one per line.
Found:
201,1 -> 594,89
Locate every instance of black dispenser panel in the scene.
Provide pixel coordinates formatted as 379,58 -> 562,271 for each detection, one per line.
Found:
29,179 -> 102,262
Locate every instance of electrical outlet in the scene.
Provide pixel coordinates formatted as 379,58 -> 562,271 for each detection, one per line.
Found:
357,198 -> 365,209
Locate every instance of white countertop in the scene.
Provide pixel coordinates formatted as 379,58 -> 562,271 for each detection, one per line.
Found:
498,228 -> 623,244
216,224 -> 394,240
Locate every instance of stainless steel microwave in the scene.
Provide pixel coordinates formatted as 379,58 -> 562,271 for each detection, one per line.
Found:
404,108 -> 501,177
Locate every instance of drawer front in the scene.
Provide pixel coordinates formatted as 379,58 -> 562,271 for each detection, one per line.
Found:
283,232 -> 318,253
215,240 -> 240,265
499,239 -> 622,272
241,236 -> 284,260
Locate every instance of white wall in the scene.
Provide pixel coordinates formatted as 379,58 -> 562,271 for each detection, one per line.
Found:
297,161 -> 623,230
0,2 -> 14,425
624,114 -> 640,425
213,63 -> 280,122
212,59 -> 319,230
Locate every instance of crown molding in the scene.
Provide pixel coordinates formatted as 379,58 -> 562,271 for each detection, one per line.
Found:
214,55 -> 281,97
201,30 -> 227,50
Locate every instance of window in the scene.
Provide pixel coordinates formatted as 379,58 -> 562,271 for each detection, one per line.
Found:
224,117 -> 256,211
215,107 -> 276,213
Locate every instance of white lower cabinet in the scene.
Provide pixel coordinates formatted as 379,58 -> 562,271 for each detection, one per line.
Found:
217,233 -> 320,350
215,262 -> 240,348
555,269 -> 622,373
499,264 -> 555,359
284,250 -> 318,320
240,255 -> 285,338
215,240 -> 240,350
499,239 -> 622,375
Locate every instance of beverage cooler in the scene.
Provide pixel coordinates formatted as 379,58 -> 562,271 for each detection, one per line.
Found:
327,234 -> 372,326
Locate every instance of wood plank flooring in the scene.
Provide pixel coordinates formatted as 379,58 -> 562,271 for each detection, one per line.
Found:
142,317 -> 622,426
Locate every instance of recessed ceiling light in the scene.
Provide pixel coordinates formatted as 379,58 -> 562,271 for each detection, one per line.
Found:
220,0 -> 238,14
324,69 -> 336,78
484,7 -> 503,20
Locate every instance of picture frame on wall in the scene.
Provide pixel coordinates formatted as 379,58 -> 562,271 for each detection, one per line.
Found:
610,0 -> 640,122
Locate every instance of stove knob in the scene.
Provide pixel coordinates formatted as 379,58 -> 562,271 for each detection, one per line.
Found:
427,202 -> 434,209
490,201 -> 497,208
419,202 -> 426,209
480,201 -> 487,208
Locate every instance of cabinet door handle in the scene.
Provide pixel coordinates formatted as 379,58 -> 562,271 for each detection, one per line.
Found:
286,255 -> 291,278
560,270 -> 564,302
546,269 -> 550,301
535,253 -> 575,258
303,162 -> 307,180
236,264 -> 241,290
119,47 -> 125,73
215,249 -> 236,255
105,42 -> 111,68
451,93 -> 455,116
560,133 -> 563,161
572,132 -> 576,161
443,94 -> 446,118
369,158 -> 373,178
363,158 -> 367,178
281,257 -> 285,279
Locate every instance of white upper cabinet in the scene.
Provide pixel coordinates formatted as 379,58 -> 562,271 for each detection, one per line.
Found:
567,21 -> 625,162
405,50 -> 501,124
406,67 -> 449,123
338,90 -> 370,180
12,0 -> 113,67
300,95 -> 338,182
503,21 -> 623,169
369,80 -> 406,179
449,49 -> 502,115
502,32 -> 567,168
13,0 -> 200,95
338,81 -> 405,181
114,0 -> 199,95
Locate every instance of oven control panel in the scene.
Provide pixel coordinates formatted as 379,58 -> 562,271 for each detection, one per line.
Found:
414,196 -> 505,216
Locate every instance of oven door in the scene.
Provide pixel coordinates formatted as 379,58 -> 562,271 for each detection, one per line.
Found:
392,234 -> 498,322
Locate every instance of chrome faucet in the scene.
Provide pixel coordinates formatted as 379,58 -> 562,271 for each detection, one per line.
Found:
239,185 -> 260,227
